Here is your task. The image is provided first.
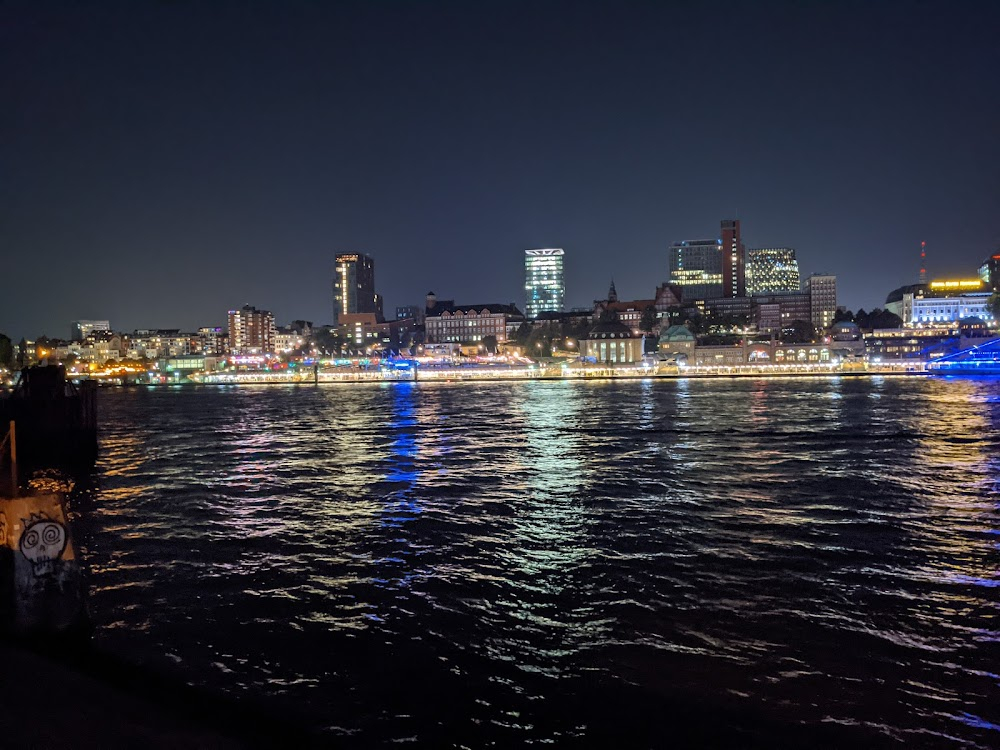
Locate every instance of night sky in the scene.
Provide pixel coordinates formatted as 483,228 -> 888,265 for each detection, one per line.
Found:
3,0 -> 998,341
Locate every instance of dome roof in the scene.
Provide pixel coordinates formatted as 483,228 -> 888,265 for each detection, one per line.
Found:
587,320 -> 633,338
830,321 -> 860,332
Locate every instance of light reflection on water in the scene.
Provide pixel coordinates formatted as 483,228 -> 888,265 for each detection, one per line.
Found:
70,377 -> 1000,748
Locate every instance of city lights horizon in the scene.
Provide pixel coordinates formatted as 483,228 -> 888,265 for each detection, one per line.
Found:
3,2 -> 998,342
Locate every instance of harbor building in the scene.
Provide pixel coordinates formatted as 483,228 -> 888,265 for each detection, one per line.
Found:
746,248 -> 800,296
425,293 -> 525,345
911,291 -> 993,325
525,248 -> 565,318
333,253 -> 382,326
581,320 -> 643,364
886,279 -> 992,326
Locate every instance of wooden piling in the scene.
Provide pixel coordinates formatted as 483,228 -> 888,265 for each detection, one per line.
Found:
8,421 -> 16,497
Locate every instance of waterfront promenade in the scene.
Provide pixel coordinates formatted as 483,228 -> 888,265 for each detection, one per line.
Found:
191,361 -> 926,385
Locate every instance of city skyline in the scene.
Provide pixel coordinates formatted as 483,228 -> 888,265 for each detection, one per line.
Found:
3,2 -> 999,340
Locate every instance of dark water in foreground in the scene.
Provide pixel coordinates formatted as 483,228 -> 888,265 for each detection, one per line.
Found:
68,377 -> 999,747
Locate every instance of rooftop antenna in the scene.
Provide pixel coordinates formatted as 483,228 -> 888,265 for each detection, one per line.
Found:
919,241 -> 927,284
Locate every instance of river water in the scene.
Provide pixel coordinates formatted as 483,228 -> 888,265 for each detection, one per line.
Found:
68,376 -> 999,747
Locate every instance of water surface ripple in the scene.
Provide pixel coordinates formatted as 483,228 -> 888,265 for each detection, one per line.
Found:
71,377 -> 1000,747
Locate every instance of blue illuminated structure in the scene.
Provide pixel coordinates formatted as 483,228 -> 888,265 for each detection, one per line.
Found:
927,337 -> 1000,376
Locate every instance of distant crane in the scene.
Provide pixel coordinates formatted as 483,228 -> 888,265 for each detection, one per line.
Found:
919,241 -> 927,285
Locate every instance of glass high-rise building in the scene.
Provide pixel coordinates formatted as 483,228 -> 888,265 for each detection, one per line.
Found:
746,247 -> 801,296
333,253 -> 380,325
668,239 -> 723,301
979,252 -> 1000,292
524,248 -> 565,319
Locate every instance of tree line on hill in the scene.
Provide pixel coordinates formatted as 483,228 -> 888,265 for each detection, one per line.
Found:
833,308 -> 903,330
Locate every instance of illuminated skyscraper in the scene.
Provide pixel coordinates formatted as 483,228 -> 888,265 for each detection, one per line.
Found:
524,248 -> 565,318
746,247 -> 801,296
668,239 -> 722,301
333,253 -> 381,325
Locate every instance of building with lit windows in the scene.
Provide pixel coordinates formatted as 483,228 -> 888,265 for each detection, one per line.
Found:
746,248 -> 800,296
911,292 -> 993,325
751,292 -> 812,333
395,305 -> 424,324
71,320 -> 110,341
333,253 -> 382,326
886,280 -> 993,327
979,253 -> 1000,292
197,327 -> 226,355
668,238 -> 722,300
227,305 -> 275,355
524,248 -> 565,318
581,321 -> 643,364
720,219 -> 745,298
805,274 -> 837,331
424,293 -> 525,345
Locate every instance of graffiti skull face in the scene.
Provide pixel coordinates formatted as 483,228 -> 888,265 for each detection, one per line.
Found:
19,518 -> 68,575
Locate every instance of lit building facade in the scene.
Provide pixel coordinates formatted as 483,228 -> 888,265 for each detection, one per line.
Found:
582,321 -> 643,364
746,248 -> 800,296
694,341 -> 833,367
910,292 -> 993,325
274,327 -> 307,354
806,274 -> 837,330
524,248 -> 565,319
979,253 -> 1000,292
395,305 -> 424,324
669,239 -> 722,300
333,253 -> 381,326
71,320 -> 110,341
126,330 -> 195,359
425,302 -> 525,344
227,305 -> 275,355
887,280 -> 992,326
197,327 -> 226,356
720,219 -> 745,298
751,292 -> 812,333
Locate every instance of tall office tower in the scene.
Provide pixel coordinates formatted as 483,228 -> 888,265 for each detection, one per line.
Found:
71,320 -> 111,341
806,274 -> 838,331
979,251 -> 1000,292
333,253 -> 379,325
720,219 -> 745,298
668,239 -> 723,301
746,248 -> 801,296
524,248 -> 565,318
228,304 -> 275,355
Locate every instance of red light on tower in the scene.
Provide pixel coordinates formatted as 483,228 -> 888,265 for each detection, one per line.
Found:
919,241 -> 927,284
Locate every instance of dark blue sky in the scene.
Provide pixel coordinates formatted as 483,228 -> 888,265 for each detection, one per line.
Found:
3,0 -> 998,340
